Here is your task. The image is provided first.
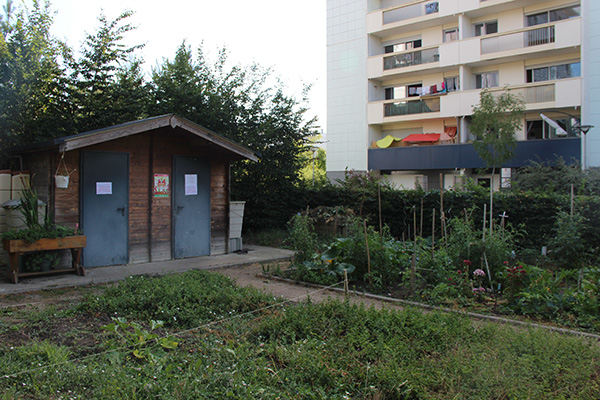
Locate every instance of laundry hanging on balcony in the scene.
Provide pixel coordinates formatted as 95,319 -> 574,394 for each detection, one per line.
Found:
417,82 -> 446,96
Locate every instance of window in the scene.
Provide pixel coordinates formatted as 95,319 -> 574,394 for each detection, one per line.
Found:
425,2 -> 439,15
526,6 -> 580,26
474,21 -> 498,36
526,62 -> 581,83
384,39 -> 422,54
475,72 -> 499,89
385,84 -> 422,100
443,28 -> 458,42
444,76 -> 459,92
526,118 -> 578,140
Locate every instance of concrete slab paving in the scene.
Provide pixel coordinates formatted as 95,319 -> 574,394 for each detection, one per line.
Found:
0,245 -> 293,295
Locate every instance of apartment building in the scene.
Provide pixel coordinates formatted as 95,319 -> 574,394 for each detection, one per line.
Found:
327,0 -> 599,189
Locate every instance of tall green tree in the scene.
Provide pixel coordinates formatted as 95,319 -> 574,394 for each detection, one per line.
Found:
0,0 -> 74,150
470,88 -> 525,232
71,10 -> 147,132
151,43 -> 317,228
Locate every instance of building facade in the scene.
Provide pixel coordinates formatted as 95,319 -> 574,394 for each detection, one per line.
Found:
327,0 -> 596,189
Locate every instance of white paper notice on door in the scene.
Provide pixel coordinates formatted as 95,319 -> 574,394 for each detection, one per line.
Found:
185,174 -> 198,196
96,182 -> 112,195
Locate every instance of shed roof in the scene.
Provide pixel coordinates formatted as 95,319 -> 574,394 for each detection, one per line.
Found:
13,114 -> 259,162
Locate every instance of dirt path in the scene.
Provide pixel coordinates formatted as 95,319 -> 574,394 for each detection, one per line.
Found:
217,262 -> 401,310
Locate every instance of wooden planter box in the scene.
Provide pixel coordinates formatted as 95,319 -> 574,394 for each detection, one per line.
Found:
3,236 -> 86,283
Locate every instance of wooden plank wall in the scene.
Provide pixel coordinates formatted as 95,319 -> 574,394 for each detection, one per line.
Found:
49,127 -> 232,265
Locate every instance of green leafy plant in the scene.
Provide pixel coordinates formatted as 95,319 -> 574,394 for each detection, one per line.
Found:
102,317 -> 178,364
287,213 -> 319,264
1,185 -> 81,242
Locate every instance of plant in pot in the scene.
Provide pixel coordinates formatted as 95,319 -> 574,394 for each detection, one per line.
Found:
1,183 -> 81,242
2,183 -> 85,282
24,251 -> 60,272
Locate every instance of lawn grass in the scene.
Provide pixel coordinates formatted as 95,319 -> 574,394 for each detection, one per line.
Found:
0,270 -> 598,399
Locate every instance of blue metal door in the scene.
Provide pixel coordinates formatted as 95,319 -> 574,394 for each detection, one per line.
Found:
81,151 -> 129,267
173,156 -> 211,258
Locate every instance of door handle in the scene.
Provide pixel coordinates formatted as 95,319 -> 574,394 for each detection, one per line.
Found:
117,207 -> 126,216
176,206 -> 184,215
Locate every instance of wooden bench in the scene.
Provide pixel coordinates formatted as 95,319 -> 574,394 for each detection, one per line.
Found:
3,236 -> 86,283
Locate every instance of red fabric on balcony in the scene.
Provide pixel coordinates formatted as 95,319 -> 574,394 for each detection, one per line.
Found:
402,133 -> 441,142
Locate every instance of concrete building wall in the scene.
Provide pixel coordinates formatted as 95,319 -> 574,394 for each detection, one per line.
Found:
327,0 -> 369,178
583,0 -> 600,167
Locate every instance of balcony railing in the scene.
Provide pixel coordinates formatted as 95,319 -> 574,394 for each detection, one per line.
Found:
481,26 -> 555,54
383,1 -> 439,25
490,83 -> 555,103
384,97 -> 440,117
384,48 -> 439,70
368,138 -> 581,171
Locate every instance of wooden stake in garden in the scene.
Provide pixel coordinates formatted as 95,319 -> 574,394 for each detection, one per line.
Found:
420,198 -> 424,238
440,176 -> 447,247
571,184 -> 574,217
363,219 -> 372,286
413,206 -> 418,241
412,206 -> 417,296
378,181 -> 383,236
431,208 -> 436,258
344,270 -> 349,296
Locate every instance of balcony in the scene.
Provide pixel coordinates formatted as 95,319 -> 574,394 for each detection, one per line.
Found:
382,1 -> 439,25
384,98 -> 440,117
477,19 -> 580,61
368,138 -> 581,171
383,48 -> 439,71
490,83 -> 555,104
369,79 -> 580,125
481,26 -> 554,55
369,46 -> 439,79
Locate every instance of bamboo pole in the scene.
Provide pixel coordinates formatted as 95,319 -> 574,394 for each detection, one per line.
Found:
431,208 -> 436,258
481,203 -> 487,270
571,184 -> 574,217
344,270 -> 349,296
420,198 -> 424,238
411,250 -> 416,296
412,206 -> 418,296
413,206 -> 418,241
378,181 -> 383,235
364,219 -> 372,286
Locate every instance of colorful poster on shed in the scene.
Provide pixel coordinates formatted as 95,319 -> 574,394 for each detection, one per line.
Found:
154,174 -> 169,197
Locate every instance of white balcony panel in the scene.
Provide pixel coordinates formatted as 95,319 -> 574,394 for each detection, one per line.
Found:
368,102 -> 385,125
367,11 -> 383,34
367,56 -> 381,79
439,91 -> 480,117
459,38 -> 482,64
438,42 -> 460,67
554,19 -> 581,49
555,78 -> 581,108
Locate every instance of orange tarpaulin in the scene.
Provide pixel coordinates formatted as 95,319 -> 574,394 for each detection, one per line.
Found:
402,133 -> 441,142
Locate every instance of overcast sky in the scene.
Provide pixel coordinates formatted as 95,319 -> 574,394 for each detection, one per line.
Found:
42,0 -> 326,130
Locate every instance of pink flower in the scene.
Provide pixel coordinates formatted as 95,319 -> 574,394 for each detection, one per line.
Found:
473,269 -> 485,277
463,260 -> 472,266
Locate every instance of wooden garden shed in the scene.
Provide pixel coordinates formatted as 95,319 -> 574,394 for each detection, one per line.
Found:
13,114 -> 257,268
